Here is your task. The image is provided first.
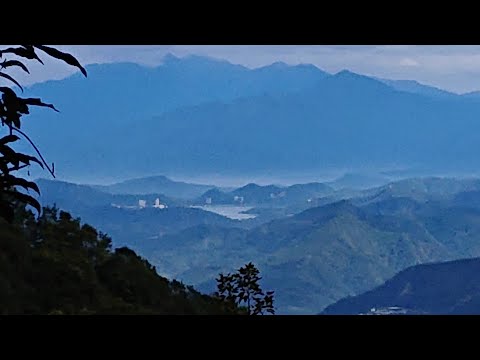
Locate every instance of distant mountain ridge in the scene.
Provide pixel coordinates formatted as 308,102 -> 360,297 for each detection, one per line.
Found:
29,175 -> 480,313
327,172 -> 392,190
18,55 -> 329,180
35,178 -> 183,209
195,182 -> 334,206
33,179 -> 248,252
93,175 -> 214,199
16,54 -> 480,181
147,178 -> 480,313
375,77 -> 460,99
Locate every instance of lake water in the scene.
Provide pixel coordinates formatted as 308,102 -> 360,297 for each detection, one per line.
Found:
191,205 -> 257,220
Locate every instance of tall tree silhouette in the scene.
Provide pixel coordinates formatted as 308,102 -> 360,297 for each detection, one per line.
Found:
0,45 -> 86,222
216,262 -> 275,315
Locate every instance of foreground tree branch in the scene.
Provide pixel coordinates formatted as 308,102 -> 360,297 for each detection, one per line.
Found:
0,45 -> 87,222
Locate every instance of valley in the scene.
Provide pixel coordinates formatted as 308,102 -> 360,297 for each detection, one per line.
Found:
7,47 -> 480,315
35,174 -> 480,314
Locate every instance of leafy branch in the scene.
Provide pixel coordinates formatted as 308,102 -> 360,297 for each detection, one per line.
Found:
0,45 -> 87,222
215,262 -> 275,315
13,127 -> 55,177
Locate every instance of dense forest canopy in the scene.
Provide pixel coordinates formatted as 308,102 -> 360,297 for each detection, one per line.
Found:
0,205 -> 242,314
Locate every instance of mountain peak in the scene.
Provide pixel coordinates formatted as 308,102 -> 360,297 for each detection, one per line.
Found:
254,62 -> 289,72
255,62 -> 327,76
160,54 -> 249,72
162,53 -> 181,63
335,69 -> 356,76
238,183 -> 261,190
295,199 -> 360,222
324,69 -> 397,94
162,53 -> 226,67
295,63 -> 324,71
119,175 -> 171,183
334,69 -> 370,80
270,61 -> 289,68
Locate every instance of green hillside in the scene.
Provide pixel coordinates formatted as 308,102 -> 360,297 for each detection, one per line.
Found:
151,195 -> 480,314
322,257 -> 480,315
0,206 -> 235,315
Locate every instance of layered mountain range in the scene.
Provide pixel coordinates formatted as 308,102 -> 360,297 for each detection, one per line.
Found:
20,53 -> 480,314
33,175 -> 480,314
16,54 -> 480,182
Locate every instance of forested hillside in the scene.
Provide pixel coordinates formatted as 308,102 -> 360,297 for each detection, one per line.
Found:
0,205 -> 235,315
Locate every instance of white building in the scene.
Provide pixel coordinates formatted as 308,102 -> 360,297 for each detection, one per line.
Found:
153,198 -> 167,209
233,196 -> 244,203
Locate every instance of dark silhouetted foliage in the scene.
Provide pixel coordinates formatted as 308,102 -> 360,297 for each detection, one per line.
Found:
0,205 -> 236,314
0,45 -> 86,222
216,262 -> 275,315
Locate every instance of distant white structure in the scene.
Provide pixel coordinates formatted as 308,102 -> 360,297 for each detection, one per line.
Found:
270,191 -> 286,199
205,197 -> 212,205
360,306 -> 409,315
153,198 -> 167,209
138,199 -> 147,208
233,196 -> 244,204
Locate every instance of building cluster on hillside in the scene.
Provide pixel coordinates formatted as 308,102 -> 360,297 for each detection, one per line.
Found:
360,306 -> 409,315
111,198 -> 168,209
233,196 -> 244,204
270,191 -> 286,199
204,196 -> 245,205
138,198 -> 168,209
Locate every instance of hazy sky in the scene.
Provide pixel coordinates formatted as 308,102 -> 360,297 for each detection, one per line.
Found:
4,45 -> 480,94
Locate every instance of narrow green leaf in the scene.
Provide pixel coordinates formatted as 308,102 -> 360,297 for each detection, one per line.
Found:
0,135 -> 20,145
15,153 -> 44,168
2,174 -> 40,194
22,98 -> 59,112
0,46 -> 43,64
34,45 -> 87,77
0,59 -> 30,73
0,73 -> 23,92
3,190 -> 41,213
